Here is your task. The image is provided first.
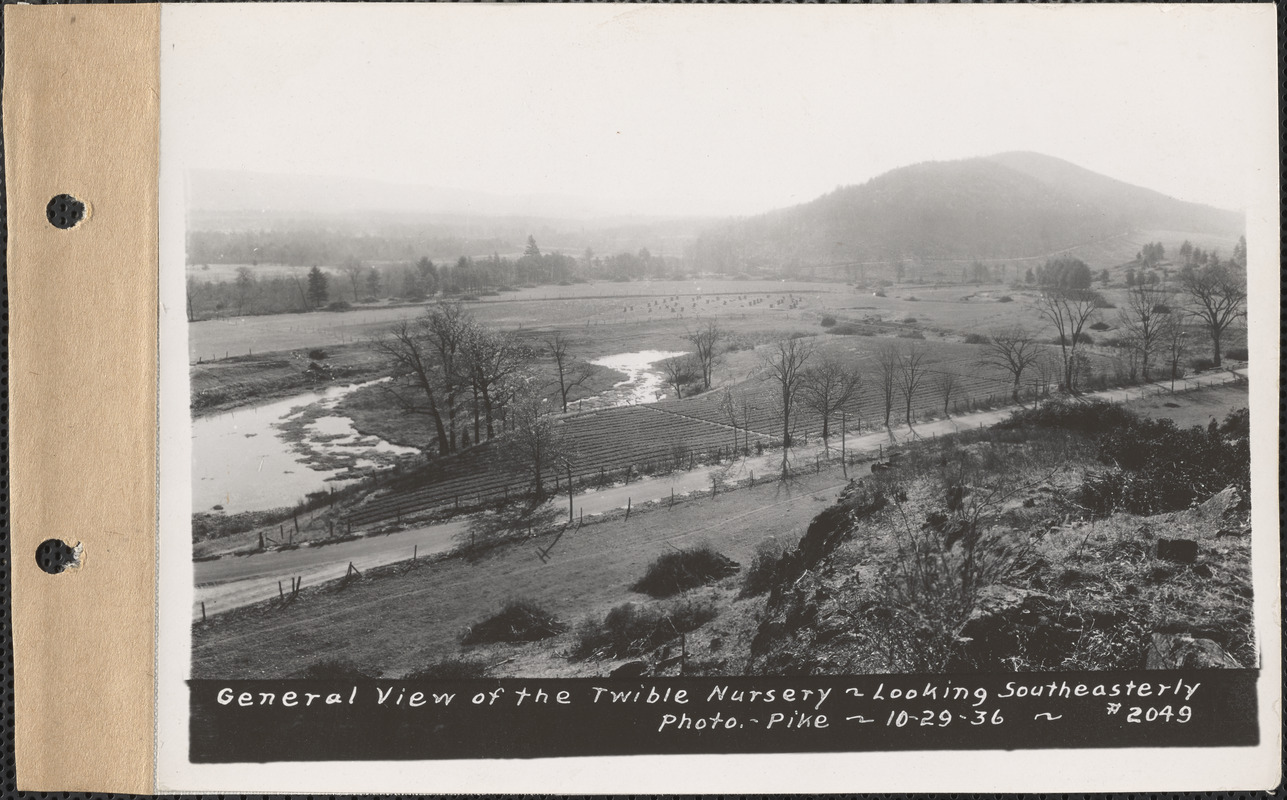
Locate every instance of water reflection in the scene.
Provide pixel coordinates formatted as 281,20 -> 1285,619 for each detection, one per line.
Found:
191,380 -> 416,515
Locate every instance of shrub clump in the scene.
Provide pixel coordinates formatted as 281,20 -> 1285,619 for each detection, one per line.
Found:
307,348 -> 329,360
572,597 -> 717,660
998,399 -> 1138,435
963,333 -> 991,345
461,599 -> 567,645
740,538 -> 791,597
820,315 -> 837,328
632,545 -> 739,598
1093,413 -> 1249,514
826,323 -> 863,335
1089,321 -> 1111,331
1189,356 -> 1216,372
1224,347 -> 1249,361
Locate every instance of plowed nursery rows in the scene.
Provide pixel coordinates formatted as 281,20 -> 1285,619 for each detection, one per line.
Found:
348,406 -> 764,526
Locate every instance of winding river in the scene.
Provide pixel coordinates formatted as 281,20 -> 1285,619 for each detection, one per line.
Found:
192,380 -> 417,515
192,351 -> 686,515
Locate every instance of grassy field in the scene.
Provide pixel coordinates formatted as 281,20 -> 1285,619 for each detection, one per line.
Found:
191,467 -> 850,679
1122,382 -> 1249,429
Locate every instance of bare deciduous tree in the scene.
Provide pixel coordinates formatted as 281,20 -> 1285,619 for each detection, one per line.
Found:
462,326 -> 530,443
935,370 -> 958,418
502,390 -> 568,502
1118,282 -> 1170,380
234,266 -> 256,316
762,337 -> 814,479
800,355 -> 862,451
661,355 -> 700,400
341,257 -> 365,303
1160,308 -> 1192,392
874,341 -> 900,430
545,332 -> 593,412
1179,263 -> 1246,367
1031,351 -> 1060,399
423,302 -> 472,451
1037,289 -> 1099,393
719,387 -> 743,454
978,326 -> 1043,404
685,321 -> 725,392
896,342 -> 929,430
374,319 -> 452,456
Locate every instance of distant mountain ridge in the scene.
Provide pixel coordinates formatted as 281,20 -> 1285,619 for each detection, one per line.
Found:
689,152 -> 1243,272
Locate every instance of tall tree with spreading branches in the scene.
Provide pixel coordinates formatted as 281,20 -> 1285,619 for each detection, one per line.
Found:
977,326 -> 1043,404
762,337 -> 814,479
800,355 -> 862,451
545,332 -> 593,412
661,355 -> 700,400
375,319 -> 452,456
874,341 -> 900,430
685,321 -> 725,392
1118,282 -> 1170,380
1179,263 -> 1246,367
502,390 -> 567,502
1037,289 -> 1099,393
896,342 -> 930,431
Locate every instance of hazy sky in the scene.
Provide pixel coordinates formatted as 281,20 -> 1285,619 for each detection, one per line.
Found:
163,4 -> 1276,218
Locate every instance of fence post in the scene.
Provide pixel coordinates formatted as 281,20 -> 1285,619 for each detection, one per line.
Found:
670,488 -> 674,508
278,580 -> 284,600
413,545 -> 417,561
201,601 -> 206,623
259,531 -> 265,550
841,412 -> 847,478
626,498 -> 632,520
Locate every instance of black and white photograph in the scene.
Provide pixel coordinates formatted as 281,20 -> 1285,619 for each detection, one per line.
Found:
154,3 -> 1279,791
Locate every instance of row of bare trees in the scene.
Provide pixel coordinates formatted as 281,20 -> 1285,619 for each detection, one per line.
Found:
762,338 -> 950,479
1029,260 -> 1246,395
